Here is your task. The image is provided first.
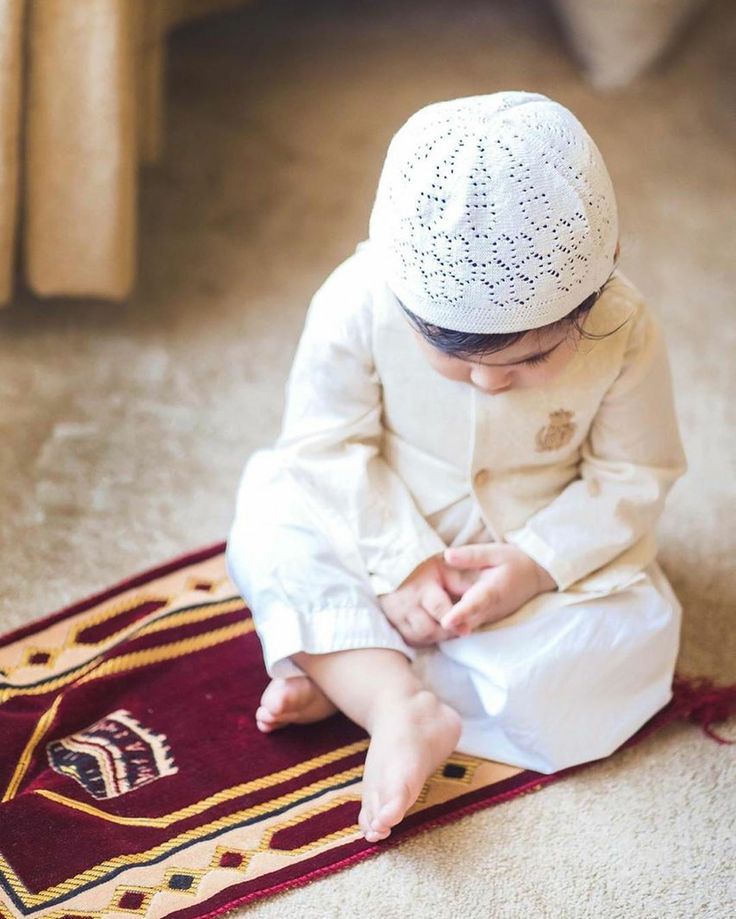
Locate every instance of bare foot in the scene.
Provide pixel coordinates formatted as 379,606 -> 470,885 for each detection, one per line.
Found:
358,690 -> 462,843
255,676 -> 338,732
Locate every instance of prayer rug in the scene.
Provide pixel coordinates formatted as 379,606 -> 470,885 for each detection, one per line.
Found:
1,541 -> 734,919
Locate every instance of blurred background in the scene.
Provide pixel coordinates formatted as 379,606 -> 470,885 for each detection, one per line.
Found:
2,0 -> 735,668
1,1 -> 734,914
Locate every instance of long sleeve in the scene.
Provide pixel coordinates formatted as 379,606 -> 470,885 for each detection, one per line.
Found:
273,252 -> 447,596
505,301 -> 687,591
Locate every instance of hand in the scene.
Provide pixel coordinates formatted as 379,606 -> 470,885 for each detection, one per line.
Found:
439,543 -> 557,636
378,553 -> 469,648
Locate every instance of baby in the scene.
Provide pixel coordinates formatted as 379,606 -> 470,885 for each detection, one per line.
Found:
226,92 -> 686,844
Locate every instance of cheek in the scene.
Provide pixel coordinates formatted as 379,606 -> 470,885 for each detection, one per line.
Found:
517,367 -> 554,387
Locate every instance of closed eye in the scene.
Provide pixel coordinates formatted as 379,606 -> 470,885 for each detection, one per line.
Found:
521,350 -> 554,367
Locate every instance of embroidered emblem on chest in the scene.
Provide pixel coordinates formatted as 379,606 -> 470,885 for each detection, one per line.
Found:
535,409 -> 577,452
46,709 -> 178,799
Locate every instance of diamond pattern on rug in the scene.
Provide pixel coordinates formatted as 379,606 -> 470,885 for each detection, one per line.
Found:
0,542 -> 730,919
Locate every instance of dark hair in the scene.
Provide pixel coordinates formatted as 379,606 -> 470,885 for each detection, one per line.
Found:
399,280 -> 622,361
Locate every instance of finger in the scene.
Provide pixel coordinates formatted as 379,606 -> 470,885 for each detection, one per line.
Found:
404,610 -> 443,647
440,580 -> 498,631
433,623 -> 457,642
420,582 -> 453,622
441,564 -> 480,599
444,544 -> 503,569
377,595 -> 406,631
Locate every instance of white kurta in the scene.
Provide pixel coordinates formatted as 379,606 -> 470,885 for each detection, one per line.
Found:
226,239 -> 687,774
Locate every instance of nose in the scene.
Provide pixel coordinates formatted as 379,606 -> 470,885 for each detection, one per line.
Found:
469,363 -> 512,393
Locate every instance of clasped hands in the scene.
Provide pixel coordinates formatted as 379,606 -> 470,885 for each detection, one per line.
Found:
378,543 -> 557,648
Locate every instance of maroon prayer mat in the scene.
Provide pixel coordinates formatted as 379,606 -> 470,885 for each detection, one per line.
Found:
1,541 -> 734,919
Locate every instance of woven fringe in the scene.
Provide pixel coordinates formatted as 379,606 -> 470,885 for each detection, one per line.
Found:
671,675 -> 736,744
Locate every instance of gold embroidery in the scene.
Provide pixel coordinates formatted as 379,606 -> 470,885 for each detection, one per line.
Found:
0,616 -> 254,705
32,740 -> 369,827
2,696 -> 65,802
0,765 -> 366,908
535,409 -> 576,452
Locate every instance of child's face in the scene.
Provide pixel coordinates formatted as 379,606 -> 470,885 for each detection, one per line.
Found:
407,242 -> 619,394
408,322 -> 583,395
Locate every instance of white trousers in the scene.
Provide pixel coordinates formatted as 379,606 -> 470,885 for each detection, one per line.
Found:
226,449 -> 681,775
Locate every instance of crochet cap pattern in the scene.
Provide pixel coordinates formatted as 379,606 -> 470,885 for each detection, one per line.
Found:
368,91 -> 619,334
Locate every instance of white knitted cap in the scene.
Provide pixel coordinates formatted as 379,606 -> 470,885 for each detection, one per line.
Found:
368,91 -> 618,333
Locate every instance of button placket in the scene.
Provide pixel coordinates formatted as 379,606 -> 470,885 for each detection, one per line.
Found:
468,387 -> 503,542
470,386 -> 491,490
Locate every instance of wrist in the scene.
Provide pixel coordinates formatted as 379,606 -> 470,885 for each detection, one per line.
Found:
530,557 -> 557,594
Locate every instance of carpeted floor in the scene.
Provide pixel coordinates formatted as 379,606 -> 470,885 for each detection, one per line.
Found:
1,0 -> 734,915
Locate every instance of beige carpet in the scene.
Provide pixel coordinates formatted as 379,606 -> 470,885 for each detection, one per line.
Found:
1,0 -> 734,915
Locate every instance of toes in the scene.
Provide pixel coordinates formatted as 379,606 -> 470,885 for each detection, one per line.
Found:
255,706 -> 286,732
371,794 -> 408,835
358,805 -> 372,838
360,786 -> 406,842
256,676 -> 338,734
361,815 -> 390,843
359,795 -> 389,843
260,676 -> 311,717
358,804 -> 388,842
255,705 -> 279,723
259,678 -> 289,716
